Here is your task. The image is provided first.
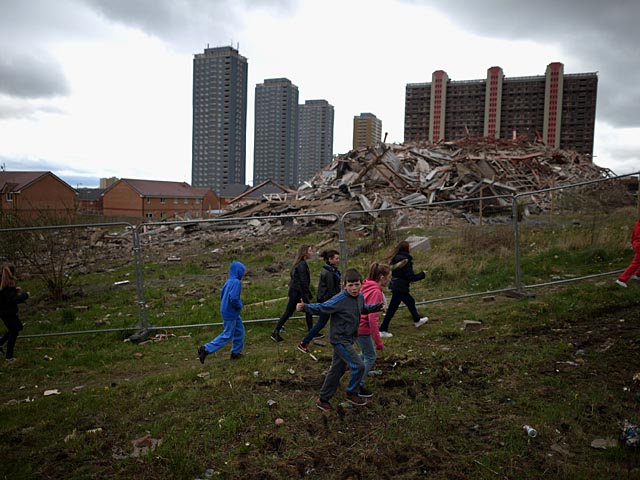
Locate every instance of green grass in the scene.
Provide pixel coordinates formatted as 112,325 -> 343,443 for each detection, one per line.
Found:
2,209 -> 640,478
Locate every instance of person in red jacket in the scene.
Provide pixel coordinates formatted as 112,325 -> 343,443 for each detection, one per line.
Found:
356,262 -> 391,397
616,217 -> 640,287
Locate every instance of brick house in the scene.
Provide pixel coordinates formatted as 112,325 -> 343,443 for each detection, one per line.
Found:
102,178 -> 219,220
0,171 -> 77,221
77,187 -> 105,215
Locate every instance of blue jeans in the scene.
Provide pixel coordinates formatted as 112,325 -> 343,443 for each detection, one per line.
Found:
379,291 -> 422,332
319,343 -> 364,402
203,316 -> 245,355
301,313 -> 329,345
356,334 -> 376,387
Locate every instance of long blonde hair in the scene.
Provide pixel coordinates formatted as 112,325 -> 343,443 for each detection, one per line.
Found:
0,264 -> 16,289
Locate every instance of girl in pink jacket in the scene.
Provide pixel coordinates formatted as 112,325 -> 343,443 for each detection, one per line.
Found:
356,262 -> 391,397
616,217 -> 640,287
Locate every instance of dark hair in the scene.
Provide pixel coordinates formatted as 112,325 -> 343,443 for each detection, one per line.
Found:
344,268 -> 362,283
388,240 -> 410,261
293,245 -> 312,267
320,249 -> 339,263
367,262 -> 390,282
0,264 -> 16,289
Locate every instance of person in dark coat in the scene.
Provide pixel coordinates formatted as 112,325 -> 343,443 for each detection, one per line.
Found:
0,264 -> 29,362
297,249 -> 341,353
378,241 -> 428,337
271,245 -> 314,342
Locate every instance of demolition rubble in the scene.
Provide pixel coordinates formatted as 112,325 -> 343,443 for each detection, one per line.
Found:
227,137 -> 617,221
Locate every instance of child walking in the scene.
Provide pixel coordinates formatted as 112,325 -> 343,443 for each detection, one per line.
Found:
271,245 -> 314,342
0,264 -> 29,362
198,260 -> 246,364
297,249 -> 341,353
357,262 -> 391,397
297,269 -> 385,411
616,217 -> 640,287
379,240 -> 428,337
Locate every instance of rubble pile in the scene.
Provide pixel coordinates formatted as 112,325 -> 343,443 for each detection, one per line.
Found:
297,137 -> 615,214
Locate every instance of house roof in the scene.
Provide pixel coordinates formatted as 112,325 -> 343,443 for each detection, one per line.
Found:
219,183 -> 250,198
76,188 -> 105,201
229,179 -> 294,203
107,178 -> 208,198
0,171 -> 73,193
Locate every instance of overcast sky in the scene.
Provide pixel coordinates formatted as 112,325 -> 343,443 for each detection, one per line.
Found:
0,0 -> 638,188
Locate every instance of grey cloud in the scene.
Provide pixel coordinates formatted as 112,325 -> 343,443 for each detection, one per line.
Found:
403,0 -> 640,128
82,0 -> 298,51
0,50 -> 70,98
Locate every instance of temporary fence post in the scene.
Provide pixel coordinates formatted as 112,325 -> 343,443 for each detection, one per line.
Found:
512,195 -> 523,293
338,214 -> 348,273
132,226 -> 149,330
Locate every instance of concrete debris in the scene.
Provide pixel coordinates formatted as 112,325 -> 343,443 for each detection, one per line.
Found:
225,137 -> 618,222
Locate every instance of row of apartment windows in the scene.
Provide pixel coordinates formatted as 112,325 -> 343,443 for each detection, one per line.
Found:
145,198 -> 201,205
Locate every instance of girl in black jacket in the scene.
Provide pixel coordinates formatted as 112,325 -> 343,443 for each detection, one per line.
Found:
379,241 -> 428,337
0,264 -> 29,361
271,245 -> 314,342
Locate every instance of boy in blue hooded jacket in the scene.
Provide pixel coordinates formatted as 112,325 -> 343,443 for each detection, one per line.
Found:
198,261 -> 246,363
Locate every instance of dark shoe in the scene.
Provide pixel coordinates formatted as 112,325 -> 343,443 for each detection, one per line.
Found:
358,386 -> 374,398
230,353 -> 243,360
197,346 -> 207,364
5,357 -> 16,363
346,392 -> 367,406
297,342 -> 309,354
313,333 -> 325,339
271,332 -> 284,342
316,398 -> 331,412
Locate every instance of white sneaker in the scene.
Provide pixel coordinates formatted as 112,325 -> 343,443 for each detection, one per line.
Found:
615,279 -> 628,288
415,317 -> 429,328
379,331 -> 393,338
631,274 -> 640,281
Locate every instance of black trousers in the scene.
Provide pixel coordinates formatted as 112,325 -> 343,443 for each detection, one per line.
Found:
274,295 -> 313,332
0,315 -> 23,359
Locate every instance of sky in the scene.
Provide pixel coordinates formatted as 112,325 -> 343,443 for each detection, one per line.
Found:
0,0 -> 638,188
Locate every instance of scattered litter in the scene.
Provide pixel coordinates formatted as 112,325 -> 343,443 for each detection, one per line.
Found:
398,414 -> 407,420
267,399 -> 277,407
556,361 -> 580,367
633,372 -> 640,383
72,385 -> 85,393
287,368 -> 295,375
113,280 -> 130,286
64,429 -> 77,443
253,371 -> 260,377
462,320 -> 483,331
131,433 -> 163,458
621,420 -> 640,447
43,389 -> 60,396
167,255 -> 181,261
43,355 -> 53,361
86,427 -> 103,434
196,372 -> 210,379
368,370 -> 383,376
309,353 -> 318,362
522,425 -> 537,438
591,438 -> 618,449
275,418 -> 284,426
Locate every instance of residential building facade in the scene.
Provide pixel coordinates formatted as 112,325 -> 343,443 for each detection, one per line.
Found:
102,179 -> 219,220
298,99 -> 334,184
353,113 -> 382,149
0,171 -> 76,221
253,78 -> 299,188
192,45 -> 248,194
405,62 -> 598,154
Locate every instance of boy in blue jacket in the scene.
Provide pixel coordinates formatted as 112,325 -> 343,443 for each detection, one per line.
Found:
297,269 -> 385,411
198,261 -> 246,363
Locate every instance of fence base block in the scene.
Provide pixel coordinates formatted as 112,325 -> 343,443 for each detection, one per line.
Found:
504,290 -> 536,299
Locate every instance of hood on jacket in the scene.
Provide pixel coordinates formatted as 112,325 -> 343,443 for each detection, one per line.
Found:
228,261 -> 246,280
360,278 -> 380,298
